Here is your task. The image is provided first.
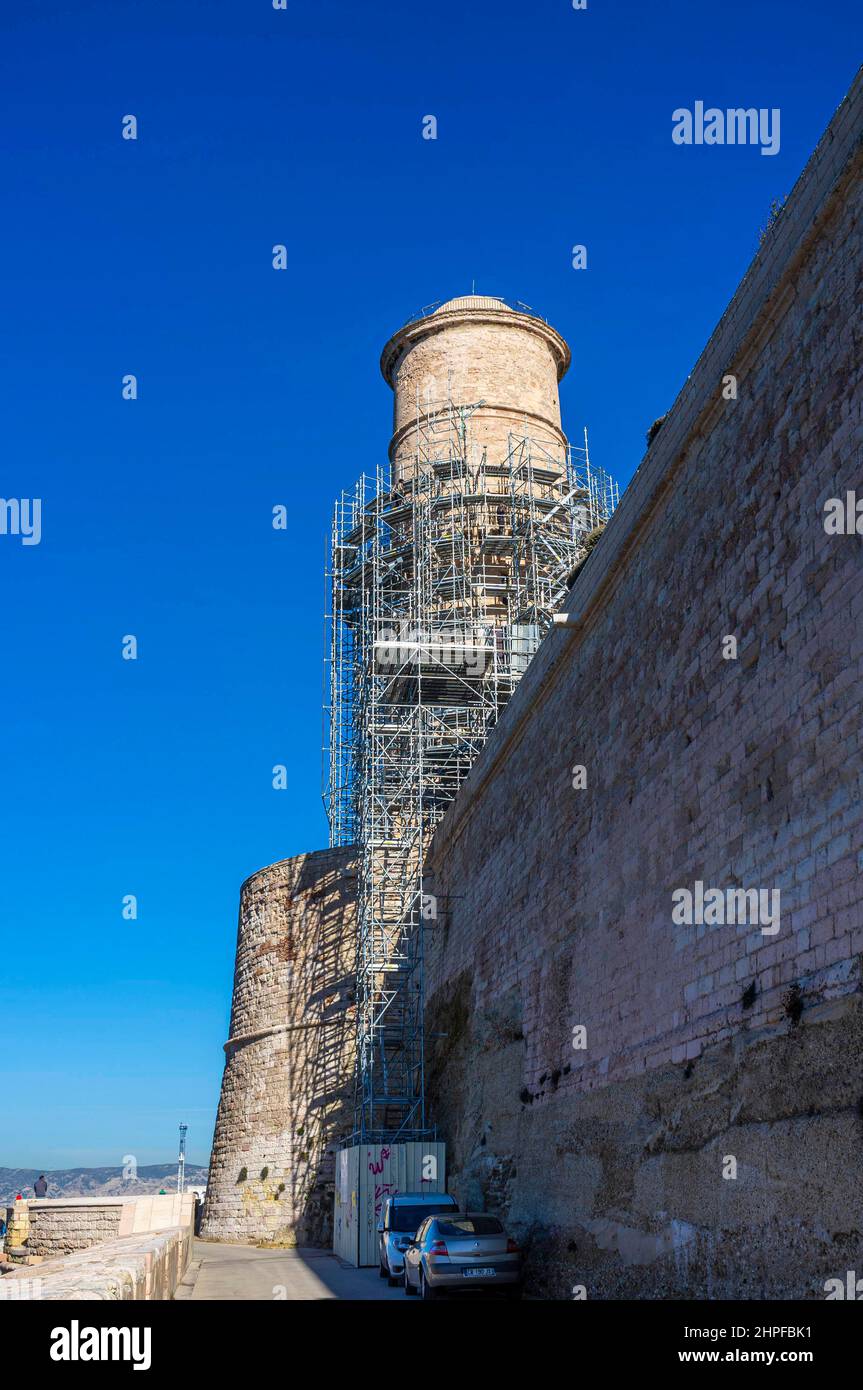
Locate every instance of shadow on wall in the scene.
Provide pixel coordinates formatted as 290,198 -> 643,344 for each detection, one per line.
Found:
289,853 -> 357,1247
201,847 -> 357,1249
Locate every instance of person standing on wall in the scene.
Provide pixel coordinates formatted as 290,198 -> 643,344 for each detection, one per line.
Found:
33,1174 -> 48,1197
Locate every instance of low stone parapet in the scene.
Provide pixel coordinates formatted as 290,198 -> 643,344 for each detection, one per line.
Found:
0,1226 -> 193,1300
3,1194 -> 196,1262
26,1200 -> 122,1257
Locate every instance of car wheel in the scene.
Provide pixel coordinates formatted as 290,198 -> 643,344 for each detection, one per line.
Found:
404,1265 -> 417,1296
386,1267 -> 398,1287
420,1268 -> 437,1301
379,1259 -> 388,1280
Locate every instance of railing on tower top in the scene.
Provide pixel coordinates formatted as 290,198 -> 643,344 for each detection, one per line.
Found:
403,297 -> 551,326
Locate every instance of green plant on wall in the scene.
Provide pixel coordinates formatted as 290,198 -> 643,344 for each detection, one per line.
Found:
260,1166 -> 269,1180
759,194 -> 788,244
566,524 -> 607,587
236,1166 -> 247,1184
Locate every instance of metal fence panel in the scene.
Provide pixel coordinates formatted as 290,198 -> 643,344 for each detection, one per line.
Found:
333,1142 -> 447,1266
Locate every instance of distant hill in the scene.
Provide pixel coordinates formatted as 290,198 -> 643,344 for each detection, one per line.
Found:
0,1164 -> 209,1204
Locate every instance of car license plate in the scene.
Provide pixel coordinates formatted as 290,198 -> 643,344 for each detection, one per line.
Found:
463,1267 -> 495,1278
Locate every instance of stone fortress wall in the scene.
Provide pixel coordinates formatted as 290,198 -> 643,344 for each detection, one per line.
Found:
202,76 -> 861,1292
421,73 -> 863,1298
23,1200 -> 121,1257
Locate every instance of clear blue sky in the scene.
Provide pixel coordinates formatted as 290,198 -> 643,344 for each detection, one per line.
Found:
1,1 -> 858,1169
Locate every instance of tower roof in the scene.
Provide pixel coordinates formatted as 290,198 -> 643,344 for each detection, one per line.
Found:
381,294 -> 571,386
433,294 -> 508,314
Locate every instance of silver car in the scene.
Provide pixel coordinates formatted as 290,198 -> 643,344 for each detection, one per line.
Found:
402,1213 -> 522,1299
378,1192 -> 459,1284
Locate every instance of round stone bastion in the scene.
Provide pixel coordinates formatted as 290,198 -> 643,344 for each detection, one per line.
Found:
200,846 -> 357,1247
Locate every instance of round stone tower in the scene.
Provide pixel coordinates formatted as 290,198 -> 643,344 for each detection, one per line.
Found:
204,295 -> 593,1234
201,847 -> 356,1247
380,294 -> 571,486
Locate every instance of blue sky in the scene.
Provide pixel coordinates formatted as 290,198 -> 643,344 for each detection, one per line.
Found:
1,1 -> 858,1168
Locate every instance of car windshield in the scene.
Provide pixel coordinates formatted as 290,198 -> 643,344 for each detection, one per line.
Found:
436,1217 -> 504,1237
390,1204 -> 454,1232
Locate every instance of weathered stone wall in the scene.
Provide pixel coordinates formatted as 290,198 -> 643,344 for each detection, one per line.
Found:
201,847 -> 356,1246
423,75 -> 863,1299
0,1226 -> 192,1301
4,1195 -> 196,1262
26,1201 -> 121,1256
3,1200 -> 31,1256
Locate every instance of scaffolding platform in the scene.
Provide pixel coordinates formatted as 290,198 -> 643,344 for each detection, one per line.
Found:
325,400 -> 618,1142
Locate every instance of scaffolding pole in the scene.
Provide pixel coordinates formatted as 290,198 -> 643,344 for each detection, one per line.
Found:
325,401 -> 618,1142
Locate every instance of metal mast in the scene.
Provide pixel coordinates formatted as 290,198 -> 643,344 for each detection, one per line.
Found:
177,1122 -> 188,1195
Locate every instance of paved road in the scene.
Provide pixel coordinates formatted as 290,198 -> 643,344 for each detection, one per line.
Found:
177,1239 -> 416,1301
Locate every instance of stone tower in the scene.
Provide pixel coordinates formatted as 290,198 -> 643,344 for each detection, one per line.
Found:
380,294 -> 571,487
329,296 -> 615,1140
200,848 -> 356,1246
204,294 -> 614,1237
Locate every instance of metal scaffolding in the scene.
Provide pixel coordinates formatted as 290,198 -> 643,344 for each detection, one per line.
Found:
325,395 -> 618,1142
